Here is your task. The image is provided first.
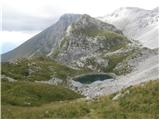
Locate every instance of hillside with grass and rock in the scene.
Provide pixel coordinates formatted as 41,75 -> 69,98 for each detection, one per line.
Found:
1,7 -> 159,119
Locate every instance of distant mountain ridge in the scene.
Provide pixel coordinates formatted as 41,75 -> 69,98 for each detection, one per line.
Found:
98,7 -> 159,49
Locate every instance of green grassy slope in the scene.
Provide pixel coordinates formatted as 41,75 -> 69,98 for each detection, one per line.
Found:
2,80 -> 158,119
1,57 -> 89,82
1,81 -> 83,107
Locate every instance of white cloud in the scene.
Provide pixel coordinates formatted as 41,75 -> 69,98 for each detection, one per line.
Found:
2,0 -> 159,31
2,0 -> 159,17
0,31 -> 38,53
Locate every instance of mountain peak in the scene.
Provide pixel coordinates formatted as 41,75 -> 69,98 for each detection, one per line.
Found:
81,14 -> 91,18
1,13 -> 123,62
59,13 -> 81,21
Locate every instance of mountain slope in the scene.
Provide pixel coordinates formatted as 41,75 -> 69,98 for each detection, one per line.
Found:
1,57 -> 89,82
52,14 -> 130,64
2,80 -> 158,118
2,14 -> 125,62
1,14 -> 81,62
1,80 -> 83,107
98,7 -> 159,49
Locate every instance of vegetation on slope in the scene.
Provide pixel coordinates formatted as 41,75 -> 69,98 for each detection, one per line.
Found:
1,81 -> 83,107
103,49 -> 134,75
74,27 -> 129,48
2,80 -> 158,119
75,46 -> 139,75
1,57 -> 89,82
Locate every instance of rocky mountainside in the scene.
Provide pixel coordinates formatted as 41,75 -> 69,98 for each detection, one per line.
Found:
98,7 -> 159,49
51,14 -> 130,64
1,14 -> 81,62
1,10 -> 159,98
1,7 -> 159,119
2,14 -> 126,62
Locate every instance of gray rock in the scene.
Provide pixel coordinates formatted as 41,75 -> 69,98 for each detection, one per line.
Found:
1,75 -> 17,82
35,77 -> 63,85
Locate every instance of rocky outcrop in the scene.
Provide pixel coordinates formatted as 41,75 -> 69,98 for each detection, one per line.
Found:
1,75 -> 17,82
35,77 -> 63,85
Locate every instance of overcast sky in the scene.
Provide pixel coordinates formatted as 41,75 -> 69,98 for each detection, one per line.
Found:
1,0 -> 159,54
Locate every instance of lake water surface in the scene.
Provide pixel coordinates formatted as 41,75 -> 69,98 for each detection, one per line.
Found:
74,73 -> 113,84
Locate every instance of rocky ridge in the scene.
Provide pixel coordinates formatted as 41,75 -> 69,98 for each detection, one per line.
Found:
98,7 -> 159,49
